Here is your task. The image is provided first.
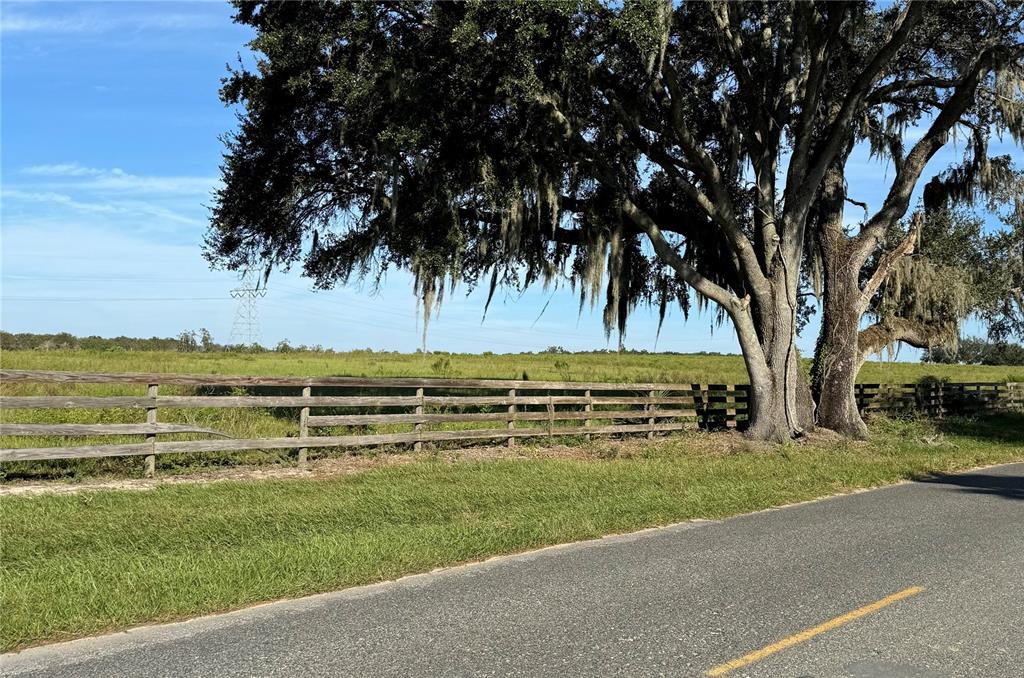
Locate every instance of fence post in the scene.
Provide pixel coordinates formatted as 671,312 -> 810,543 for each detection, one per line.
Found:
547,393 -> 554,437
694,383 -> 709,429
584,389 -> 592,441
298,386 -> 311,468
507,388 -> 516,448
647,389 -> 656,439
144,383 -> 158,478
726,385 -> 736,429
414,387 -> 425,452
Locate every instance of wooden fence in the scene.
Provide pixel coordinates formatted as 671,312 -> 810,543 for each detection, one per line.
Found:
855,381 -> 1024,417
0,370 -> 749,467
0,370 -> 1021,470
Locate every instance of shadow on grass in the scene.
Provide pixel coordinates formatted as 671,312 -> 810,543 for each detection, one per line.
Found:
934,411 -> 1024,444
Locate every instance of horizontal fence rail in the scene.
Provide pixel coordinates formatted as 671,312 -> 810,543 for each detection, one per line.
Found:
854,381 -> 1023,416
1,370 -> 1021,470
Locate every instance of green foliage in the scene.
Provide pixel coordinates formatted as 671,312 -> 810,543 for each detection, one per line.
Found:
924,337 -> 1024,366
869,205 -> 1024,351
1,331 -> 190,352
0,330 -> 342,355
429,356 -> 458,378
205,2 -> 850,341
205,1 -> 1024,441
199,328 -> 215,352
176,330 -> 199,352
553,359 -> 572,381
978,206 -> 1024,340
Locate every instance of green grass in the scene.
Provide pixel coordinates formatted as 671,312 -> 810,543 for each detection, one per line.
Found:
2,414 -> 1022,652
3,348 -> 1022,480
4,348 -> 1023,384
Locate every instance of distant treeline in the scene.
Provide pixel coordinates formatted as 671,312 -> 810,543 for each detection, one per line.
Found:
0,330 -> 320,353
922,338 -> 1024,366
1,330 -> 222,353
0,331 -> 733,357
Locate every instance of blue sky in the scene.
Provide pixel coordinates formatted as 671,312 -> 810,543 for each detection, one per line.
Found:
1,2 -> 1019,356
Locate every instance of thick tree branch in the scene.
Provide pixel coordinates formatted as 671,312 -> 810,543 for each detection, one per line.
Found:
660,62 -> 742,228
616,125 -> 770,297
619,197 -> 742,312
858,317 -> 956,360
622,196 -> 770,382
537,80 -> 771,308
528,94 -> 757,305
852,49 -> 993,261
788,3 -> 847,184
787,1 -> 926,226
709,1 -> 755,92
859,213 -> 921,310
867,76 -> 960,103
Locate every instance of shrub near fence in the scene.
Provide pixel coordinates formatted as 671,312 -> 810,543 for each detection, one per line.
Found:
0,370 -> 1021,473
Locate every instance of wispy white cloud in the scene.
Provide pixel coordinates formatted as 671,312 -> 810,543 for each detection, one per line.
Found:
20,163 -> 219,195
22,163 -> 106,177
1,9 -> 223,35
88,172 -> 219,196
2,188 -> 204,227
4,162 -> 216,239
1,188 -> 120,213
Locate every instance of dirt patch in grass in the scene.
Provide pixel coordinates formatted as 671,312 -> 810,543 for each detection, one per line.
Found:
1,457 -> 386,497
0,428 -> 838,497
0,438 -> 603,496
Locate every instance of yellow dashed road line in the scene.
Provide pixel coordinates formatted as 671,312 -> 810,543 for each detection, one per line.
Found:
706,586 -> 925,676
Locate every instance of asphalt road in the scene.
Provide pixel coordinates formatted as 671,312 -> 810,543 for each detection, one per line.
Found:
4,463 -> 1023,678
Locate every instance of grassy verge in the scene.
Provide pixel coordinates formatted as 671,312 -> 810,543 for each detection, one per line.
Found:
2,414 -> 1022,652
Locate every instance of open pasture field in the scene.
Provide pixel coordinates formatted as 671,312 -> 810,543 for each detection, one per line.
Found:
2,349 -> 1023,482
3,348 -> 1023,384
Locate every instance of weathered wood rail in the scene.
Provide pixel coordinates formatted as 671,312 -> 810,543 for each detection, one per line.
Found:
855,381 -> 1024,416
0,370 -> 1021,472
1,370 -> 748,468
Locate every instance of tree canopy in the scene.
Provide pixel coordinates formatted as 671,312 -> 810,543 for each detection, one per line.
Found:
209,0 -> 1024,441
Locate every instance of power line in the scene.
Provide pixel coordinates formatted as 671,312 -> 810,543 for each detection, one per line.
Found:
229,270 -> 266,345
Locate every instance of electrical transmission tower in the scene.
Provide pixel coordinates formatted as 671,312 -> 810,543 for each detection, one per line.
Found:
230,271 -> 267,346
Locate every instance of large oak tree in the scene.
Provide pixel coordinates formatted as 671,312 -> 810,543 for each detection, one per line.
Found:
208,0 -> 1022,441
806,1 -> 1024,437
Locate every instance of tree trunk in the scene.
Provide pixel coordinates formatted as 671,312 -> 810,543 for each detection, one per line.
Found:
739,270 -> 816,443
812,256 -> 870,439
745,374 -> 792,443
810,161 -> 870,439
745,353 -> 815,442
